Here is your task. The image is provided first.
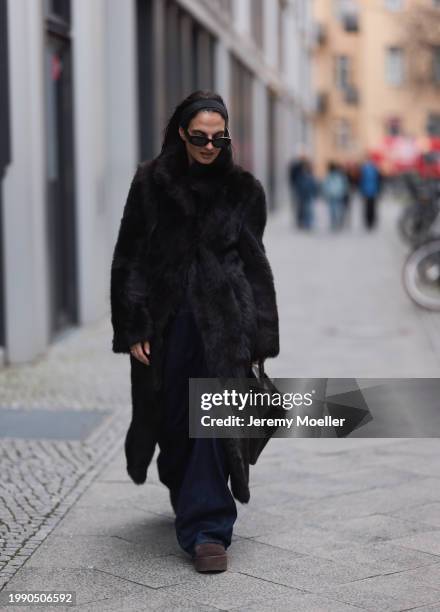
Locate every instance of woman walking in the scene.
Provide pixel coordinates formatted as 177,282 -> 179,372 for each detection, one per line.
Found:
110,90 -> 280,572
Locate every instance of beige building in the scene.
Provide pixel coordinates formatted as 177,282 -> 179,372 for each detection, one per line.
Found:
313,0 -> 440,177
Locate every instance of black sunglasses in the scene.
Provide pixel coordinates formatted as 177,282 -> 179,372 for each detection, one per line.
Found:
184,127 -> 231,149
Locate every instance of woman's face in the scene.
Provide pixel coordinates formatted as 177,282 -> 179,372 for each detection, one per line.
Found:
179,110 -> 226,165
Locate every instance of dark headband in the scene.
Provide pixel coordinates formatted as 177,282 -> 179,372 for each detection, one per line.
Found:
179,99 -> 228,128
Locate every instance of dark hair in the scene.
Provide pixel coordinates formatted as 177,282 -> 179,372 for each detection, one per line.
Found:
159,90 -> 230,158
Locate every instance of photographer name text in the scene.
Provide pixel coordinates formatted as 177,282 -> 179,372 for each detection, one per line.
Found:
200,415 -> 346,428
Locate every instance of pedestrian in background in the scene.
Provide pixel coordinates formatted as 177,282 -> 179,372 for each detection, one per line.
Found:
342,162 -> 360,227
288,155 -> 305,228
110,90 -> 280,573
359,154 -> 382,230
321,161 -> 349,231
294,158 -> 319,230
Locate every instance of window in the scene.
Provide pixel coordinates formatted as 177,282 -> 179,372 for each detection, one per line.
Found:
334,55 -> 351,90
44,0 -> 70,20
433,46 -> 440,84
386,46 -> 404,86
333,118 -> 352,149
427,113 -> 440,136
386,116 -> 402,136
333,0 -> 358,20
384,0 -> 403,10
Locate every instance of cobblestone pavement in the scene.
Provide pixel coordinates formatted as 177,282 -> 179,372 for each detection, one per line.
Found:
0,319 -> 131,590
1,193 -> 440,610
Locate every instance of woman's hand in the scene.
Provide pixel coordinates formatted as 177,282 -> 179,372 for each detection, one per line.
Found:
130,341 -> 151,366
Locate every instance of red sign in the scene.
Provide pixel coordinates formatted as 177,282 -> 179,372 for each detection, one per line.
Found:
370,136 -> 440,178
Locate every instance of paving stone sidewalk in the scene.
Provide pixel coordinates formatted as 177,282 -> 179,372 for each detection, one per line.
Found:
0,319 -> 131,591
2,193 -> 440,611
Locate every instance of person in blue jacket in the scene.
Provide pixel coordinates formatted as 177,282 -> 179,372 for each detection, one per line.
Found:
359,154 -> 383,230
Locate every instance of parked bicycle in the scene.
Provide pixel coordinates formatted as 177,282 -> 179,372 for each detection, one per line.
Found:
398,174 -> 440,245
400,175 -> 440,310
403,238 -> 440,310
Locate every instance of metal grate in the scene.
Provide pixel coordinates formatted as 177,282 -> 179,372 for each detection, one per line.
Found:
0,408 -> 110,440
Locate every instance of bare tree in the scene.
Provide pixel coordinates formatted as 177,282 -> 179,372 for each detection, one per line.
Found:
404,0 -> 440,87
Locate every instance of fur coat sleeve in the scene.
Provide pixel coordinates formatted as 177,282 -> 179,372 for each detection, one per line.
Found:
238,179 -> 280,362
110,164 -> 154,353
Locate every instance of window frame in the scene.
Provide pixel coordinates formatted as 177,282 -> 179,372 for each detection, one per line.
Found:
334,54 -> 351,91
385,46 -> 404,86
384,0 -> 404,11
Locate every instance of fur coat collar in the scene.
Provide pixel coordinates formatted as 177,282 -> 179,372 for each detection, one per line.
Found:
149,143 -> 254,218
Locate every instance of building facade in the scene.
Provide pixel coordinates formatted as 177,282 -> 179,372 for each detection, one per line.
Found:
0,0 -> 314,368
313,0 -> 440,177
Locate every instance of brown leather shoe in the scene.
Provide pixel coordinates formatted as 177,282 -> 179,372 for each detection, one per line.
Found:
193,542 -> 227,573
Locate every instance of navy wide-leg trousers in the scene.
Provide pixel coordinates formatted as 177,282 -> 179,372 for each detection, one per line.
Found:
156,291 -> 237,556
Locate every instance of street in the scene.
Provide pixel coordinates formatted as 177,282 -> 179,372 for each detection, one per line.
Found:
2,194 -> 440,611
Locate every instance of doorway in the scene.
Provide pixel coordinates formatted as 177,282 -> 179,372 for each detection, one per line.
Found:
44,1 -> 78,337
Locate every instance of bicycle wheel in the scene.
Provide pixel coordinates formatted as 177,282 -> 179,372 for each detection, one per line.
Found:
398,204 -> 437,245
403,239 -> 440,311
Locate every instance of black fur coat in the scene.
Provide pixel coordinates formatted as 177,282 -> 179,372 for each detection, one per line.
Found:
110,145 -> 280,503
